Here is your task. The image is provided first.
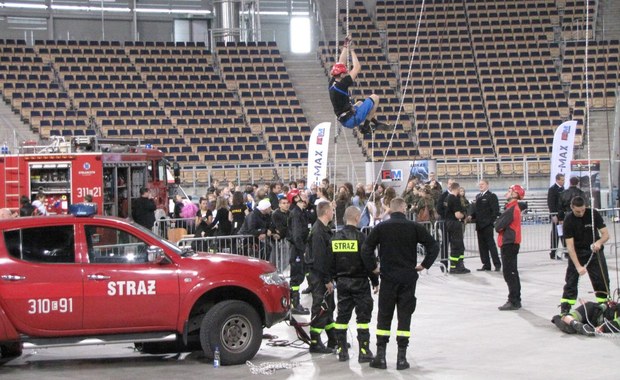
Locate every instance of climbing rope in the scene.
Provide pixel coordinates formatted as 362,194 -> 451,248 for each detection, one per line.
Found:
246,360 -> 302,375
366,0 -> 426,200
582,3 -> 613,302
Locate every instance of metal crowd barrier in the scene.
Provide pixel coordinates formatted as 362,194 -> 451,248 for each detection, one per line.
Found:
151,208 -> 619,276
176,234 -> 289,273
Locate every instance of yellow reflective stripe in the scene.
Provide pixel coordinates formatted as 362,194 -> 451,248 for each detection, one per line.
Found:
449,257 -> 459,262
291,286 -> 300,291
376,329 -> 390,336
595,297 -> 608,303
310,327 -> 323,334
334,323 -> 348,330
396,330 -> 411,337
325,322 -> 335,330
459,255 -> 465,259
357,323 -> 369,330
561,298 -> 577,305
331,240 -> 358,252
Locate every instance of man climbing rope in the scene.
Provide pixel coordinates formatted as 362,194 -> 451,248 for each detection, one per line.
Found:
329,36 -> 390,135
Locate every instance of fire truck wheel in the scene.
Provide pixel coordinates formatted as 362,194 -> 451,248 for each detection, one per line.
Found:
199,300 -> 262,365
1,343 -> 22,359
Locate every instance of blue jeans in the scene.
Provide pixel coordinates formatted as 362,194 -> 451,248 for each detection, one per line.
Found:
341,97 -> 375,129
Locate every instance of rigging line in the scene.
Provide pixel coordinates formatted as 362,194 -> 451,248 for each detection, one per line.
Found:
332,0 -> 340,206
332,0 -> 358,191
340,0 -> 358,186
368,0 -> 426,196
583,3 -> 612,300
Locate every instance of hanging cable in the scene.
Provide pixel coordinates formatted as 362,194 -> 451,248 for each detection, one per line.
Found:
582,2 -> 612,301
366,0 -> 426,201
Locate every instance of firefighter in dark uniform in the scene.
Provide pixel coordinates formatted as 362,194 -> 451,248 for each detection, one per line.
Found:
330,206 -> 379,363
559,196 -> 610,315
363,197 -> 439,370
446,182 -> 470,274
552,300 -> 620,336
286,189 -> 310,315
306,201 -> 336,353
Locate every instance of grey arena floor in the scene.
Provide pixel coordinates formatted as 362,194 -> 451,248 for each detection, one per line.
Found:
2,247 -> 618,380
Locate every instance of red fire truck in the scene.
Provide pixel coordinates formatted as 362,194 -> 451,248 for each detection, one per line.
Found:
0,137 -> 172,216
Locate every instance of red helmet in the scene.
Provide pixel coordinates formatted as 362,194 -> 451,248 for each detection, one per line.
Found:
287,189 -> 300,205
510,184 -> 525,200
331,63 -> 348,76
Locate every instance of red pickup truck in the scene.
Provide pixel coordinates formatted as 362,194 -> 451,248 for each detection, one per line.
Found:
0,208 -> 290,365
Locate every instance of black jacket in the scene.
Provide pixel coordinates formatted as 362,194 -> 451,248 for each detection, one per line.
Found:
470,191 -> 500,230
362,212 -> 439,285
209,208 -> 232,236
445,193 -> 466,221
330,225 -> 378,286
132,196 -> 156,229
287,204 -> 310,252
558,186 -> 586,220
436,190 -> 449,219
547,183 -> 564,215
305,219 -> 333,284
238,209 -> 270,237
270,209 -> 289,239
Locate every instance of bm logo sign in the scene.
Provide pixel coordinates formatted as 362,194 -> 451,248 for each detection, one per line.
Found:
381,169 -> 402,181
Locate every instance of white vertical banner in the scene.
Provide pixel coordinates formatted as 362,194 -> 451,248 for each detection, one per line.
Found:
307,122 -> 331,188
550,120 -> 578,187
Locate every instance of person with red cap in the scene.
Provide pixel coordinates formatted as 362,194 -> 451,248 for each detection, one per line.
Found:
494,184 -> 525,311
329,36 -> 389,135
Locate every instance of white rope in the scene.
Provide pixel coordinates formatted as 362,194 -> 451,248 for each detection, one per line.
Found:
246,360 -> 302,375
367,0 -> 426,197
582,2 -> 612,301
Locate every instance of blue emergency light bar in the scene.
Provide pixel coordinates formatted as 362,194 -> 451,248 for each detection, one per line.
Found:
69,204 -> 97,217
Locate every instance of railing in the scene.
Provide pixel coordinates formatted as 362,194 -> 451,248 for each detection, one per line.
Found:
152,209 -> 619,276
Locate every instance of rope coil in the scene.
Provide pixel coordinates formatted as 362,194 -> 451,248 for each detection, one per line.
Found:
246,360 -> 302,375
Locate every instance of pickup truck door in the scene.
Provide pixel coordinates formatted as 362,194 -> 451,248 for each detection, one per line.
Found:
0,225 -> 83,335
81,224 -> 180,331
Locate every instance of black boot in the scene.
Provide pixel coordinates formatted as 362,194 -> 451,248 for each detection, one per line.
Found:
291,291 -> 309,315
369,344 -> 387,369
309,332 -> 333,354
396,346 -> 410,370
451,259 -> 471,274
551,315 -> 576,334
559,302 -> 571,316
359,120 -> 373,135
371,118 -> 390,131
336,331 -> 349,362
571,320 -> 595,336
357,339 -> 374,363
326,328 -> 338,350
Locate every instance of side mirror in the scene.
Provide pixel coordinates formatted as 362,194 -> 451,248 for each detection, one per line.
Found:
147,245 -> 167,264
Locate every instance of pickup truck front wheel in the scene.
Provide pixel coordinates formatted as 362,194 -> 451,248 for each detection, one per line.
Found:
200,300 -> 262,365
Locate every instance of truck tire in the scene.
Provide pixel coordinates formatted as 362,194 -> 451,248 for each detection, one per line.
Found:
199,300 -> 262,365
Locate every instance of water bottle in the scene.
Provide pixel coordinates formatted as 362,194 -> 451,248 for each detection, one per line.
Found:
213,346 -> 220,368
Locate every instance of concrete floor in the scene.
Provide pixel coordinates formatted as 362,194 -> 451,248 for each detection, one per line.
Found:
1,250 -> 619,379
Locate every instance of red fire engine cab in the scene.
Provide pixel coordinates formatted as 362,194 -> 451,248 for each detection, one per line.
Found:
0,137 -> 170,216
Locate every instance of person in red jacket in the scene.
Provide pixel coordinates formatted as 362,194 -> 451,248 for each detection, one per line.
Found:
494,184 -> 524,311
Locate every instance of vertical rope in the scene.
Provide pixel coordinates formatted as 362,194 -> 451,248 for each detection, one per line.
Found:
368,0 -> 426,196
584,2 -> 610,300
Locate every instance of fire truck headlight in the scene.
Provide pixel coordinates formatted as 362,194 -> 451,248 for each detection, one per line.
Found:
260,271 -> 286,286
